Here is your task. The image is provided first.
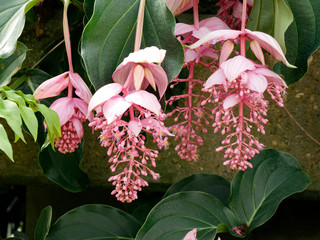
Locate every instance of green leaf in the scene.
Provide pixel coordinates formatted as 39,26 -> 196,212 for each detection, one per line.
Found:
0,98 -> 25,142
164,174 -> 230,206
247,0 -> 293,53
136,192 -> 237,240
0,0 -> 39,58
34,206 -> 52,240
81,0 -> 183,90
0,42 -> 28,86
46,204 -> 141,240
37,103 -> 60,147
229,149 -> 310,233
19,104 -> 38,140
274,0 -> 320,84
0,123 -> 13,161
38,141 -> 89,192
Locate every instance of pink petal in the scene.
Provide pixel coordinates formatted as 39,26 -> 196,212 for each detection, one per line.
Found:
220,40 -> 234,65
133,64 -> 145,91
166,0 -> 193,16
125,91 -> 161,116
33,72 -> 69,100
69,72 -> 92,104
128,119 -> 142,136
184,49 -> 200,63
204,68 -> 226,89
221,55 -> 255,82
183,228 -> 197,240
246,71 -> 268,93
253,66 -> 287,87
142,63 -> 168,98
113,62 -> 134,86
223,94 -> 241,109
245,29 -> 295,68
199,17 -> 230,31
50,97 -> 74,126
175,23 -> 196,36
190,29 -> 241,48
201,48 -> 219,60
103,95 -> 132,124
73,98 -> 88,116
122,46 -> 166,65
144,67 -> 156,91
87,83 -> 123,115
233,2 -> 243,19
250,40 -> 265,65
71,118 -> 83,139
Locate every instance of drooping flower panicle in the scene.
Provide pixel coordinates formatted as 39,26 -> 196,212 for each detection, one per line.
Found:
88,46 -> 171,202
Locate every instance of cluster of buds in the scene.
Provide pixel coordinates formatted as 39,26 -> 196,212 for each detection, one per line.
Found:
88,47 -> 172,202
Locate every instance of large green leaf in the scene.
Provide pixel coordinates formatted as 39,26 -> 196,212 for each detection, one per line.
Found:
0,42 -> 28,86
274,0 -> 320,84
38,141 -> 89,192
46,204 -> 141,240
81,0 -> 183,90
247,0 -> 293,53
34,206 -> 52,240
136,191 -> 237,240
164,174 -> 230,206
0,0 -> 39,58
229,149 -> 310,233
0,123 -> 13,161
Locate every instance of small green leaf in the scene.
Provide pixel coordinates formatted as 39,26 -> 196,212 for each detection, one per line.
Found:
164,174 -> 230,206
34,206 -> 52,240
81,0 -> 183,90
37,103 -> 60,147
46,204 -> 141,240
274,0 -> 320,84
19,105 -> 38,140
0,123 -> 13,161
0,0 -> 40,58
229,149 -> 310,233
0,98 -> 25,142
136,192 -> 237,240
0,42 -> 28,86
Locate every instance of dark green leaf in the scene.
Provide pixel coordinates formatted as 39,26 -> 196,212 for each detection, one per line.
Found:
229,149 -> 310,233
38,141 -> 89,192
164,174 -> 230,206
136,191 -> 237,240
81,0 -> 183,90
0,98 -> 25,142
34,206 -> 52,240
274,0 -> 320,84
0,0 -> 39,58
0,42 -> 28,86
0,123 -> 13,161
46,204 -> 141,240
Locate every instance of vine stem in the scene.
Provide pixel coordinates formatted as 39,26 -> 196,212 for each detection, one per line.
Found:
283,106 -> 320,146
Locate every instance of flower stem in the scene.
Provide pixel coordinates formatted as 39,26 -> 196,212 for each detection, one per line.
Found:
193,0 -> 200,30
134,0 -> 146,52
240,0 -> 247,56
63,0 -> 73,72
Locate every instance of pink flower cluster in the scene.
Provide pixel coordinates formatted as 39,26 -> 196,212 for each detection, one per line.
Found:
88,47 -> 171,202
191,26 -> 293,170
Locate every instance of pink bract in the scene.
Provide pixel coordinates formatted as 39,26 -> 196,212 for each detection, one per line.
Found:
166,0 -> 193,16
112,46 -> 168,98
33,71 -> 92,103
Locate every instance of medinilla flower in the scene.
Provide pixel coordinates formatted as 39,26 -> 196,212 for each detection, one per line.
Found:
202,55 -> 287,170
112,46 -> 168,98
166,0 -> 193,16
34,71 -> 92,153
88,47 -> 171,203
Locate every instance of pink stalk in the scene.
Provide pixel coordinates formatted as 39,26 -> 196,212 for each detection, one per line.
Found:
63,0 -> 73,73
193,0 -> 200,30
134,0 -> 146,52
187,62 -> 195,141
240,0 -> 247,56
